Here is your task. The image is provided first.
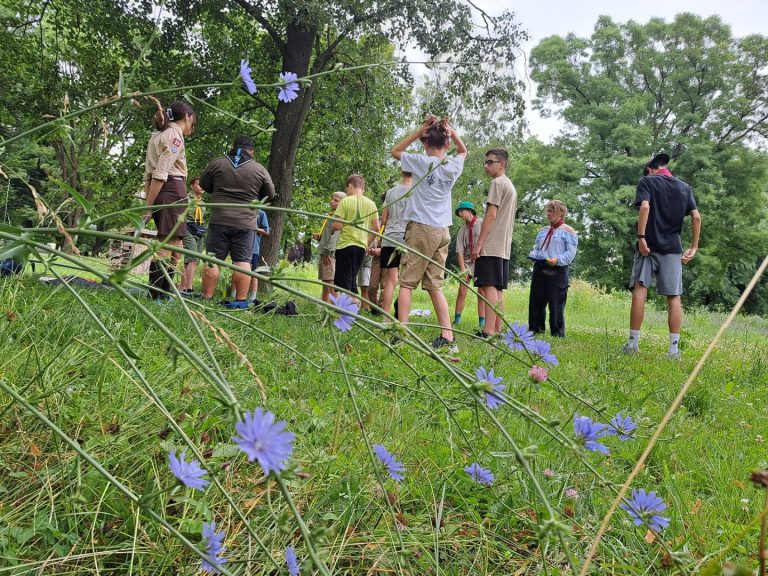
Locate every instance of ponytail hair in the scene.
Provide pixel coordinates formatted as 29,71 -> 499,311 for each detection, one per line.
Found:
420,115 -> 451,150
148,98 -> 195,131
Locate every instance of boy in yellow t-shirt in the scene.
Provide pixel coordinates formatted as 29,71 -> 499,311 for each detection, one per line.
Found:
331,174 -> 380,295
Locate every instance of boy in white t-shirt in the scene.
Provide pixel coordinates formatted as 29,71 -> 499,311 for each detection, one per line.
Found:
391,116 -> 467,349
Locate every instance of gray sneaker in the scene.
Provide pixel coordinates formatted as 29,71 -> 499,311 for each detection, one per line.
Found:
667,350 -> 681,360
621,344 -> 639,354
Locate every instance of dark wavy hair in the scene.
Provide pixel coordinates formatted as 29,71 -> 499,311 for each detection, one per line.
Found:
420,116 -> 451,150
151,99 -> 195,131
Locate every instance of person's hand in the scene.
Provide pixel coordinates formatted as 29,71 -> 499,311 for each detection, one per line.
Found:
312,232 -> 320,240
370,247 -> 381,256
546,257 -> 558,266
471,244 -> 481,261
638,238 -> 651,257
322,255 -> 331,266
682,247 -> 697,264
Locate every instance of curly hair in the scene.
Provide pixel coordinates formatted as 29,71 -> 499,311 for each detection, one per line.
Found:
420,115 -> 451,149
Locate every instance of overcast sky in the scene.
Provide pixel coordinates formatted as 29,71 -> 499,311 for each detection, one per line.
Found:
410,0 -> 768,142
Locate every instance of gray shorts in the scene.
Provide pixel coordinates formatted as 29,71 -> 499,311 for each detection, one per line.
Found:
182,233 -> 205,263
628,252 -> 683,296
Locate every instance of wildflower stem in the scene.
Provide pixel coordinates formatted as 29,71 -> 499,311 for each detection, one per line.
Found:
273,476 -> 333,576
330,328 -> 409,567
0,379 -> 237,576
579,254 -> 768,576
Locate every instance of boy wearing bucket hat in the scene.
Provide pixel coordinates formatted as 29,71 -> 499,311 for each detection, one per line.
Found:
454,201 -> 485,328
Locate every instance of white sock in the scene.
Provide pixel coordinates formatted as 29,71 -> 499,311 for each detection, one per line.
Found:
229,288 -> 236,299
249,291 -> 258,301
627,329 -> 641,349
669,333 -> 680,354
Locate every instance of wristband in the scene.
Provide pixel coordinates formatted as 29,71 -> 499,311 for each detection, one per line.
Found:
637,234 -> 646,239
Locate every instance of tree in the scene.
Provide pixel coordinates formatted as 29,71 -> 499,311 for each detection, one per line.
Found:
530,13 -> 768,312
165,0 -> 529,264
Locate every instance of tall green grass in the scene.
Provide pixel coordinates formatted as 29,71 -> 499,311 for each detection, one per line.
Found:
1,263 -> 767,575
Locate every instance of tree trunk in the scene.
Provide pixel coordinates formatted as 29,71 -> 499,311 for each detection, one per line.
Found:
260,20 -> 317,266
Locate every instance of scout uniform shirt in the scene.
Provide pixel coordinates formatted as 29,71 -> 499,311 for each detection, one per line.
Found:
144,123 -> 188,183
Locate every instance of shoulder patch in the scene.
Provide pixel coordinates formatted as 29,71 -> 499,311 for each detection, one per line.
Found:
172,138 -> 182,147
170,146 -> 178,154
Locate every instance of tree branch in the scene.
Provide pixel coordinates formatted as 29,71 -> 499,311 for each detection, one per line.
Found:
231,0 -> 286,56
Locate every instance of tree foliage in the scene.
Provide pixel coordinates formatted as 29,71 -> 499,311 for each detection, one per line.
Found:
530,13 -> 768,314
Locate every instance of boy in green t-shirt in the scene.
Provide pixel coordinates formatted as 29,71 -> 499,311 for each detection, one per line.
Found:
331,174 -> 380,296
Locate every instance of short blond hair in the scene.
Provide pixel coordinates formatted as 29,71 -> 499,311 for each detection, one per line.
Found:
547,200 -> 568,218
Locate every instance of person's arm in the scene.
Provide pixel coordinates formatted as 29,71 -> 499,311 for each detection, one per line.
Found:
445,122 -> 468,159
391,117 -> 434,160
682,209 -> 701,264
259,171 -> 276,202
555,229 -> 579,266
637,200 -> 651,256
457,252 -> 466,273
367,216 -> 380,249
146,179 -> 165,207
381,206 -> 390,228
472,204 -> 497,260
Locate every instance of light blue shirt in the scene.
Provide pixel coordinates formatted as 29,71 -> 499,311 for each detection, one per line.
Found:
529,226 -> 578,266
252,210 -> 270,255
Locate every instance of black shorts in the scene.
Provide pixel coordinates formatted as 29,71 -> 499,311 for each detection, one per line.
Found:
334,245 -> 365,293
379,246 -> 402,269
152,177 -> 187,238
205,224 -> 256,263
474,256 -> 509,289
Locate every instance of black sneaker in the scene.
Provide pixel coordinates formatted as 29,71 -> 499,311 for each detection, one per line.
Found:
431,336 -> 456,349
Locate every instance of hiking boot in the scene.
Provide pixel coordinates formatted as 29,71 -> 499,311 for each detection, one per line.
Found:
431,336 -> 456,350
620,344 -> 639,354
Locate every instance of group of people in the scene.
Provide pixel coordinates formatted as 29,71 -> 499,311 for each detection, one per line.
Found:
143,102 -> 702,357
143,101 -> 274,309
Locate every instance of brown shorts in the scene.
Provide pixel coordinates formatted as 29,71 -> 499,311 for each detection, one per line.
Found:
398,221 -> 450,291
152,177 -> 187,239
318,255 -> 336,282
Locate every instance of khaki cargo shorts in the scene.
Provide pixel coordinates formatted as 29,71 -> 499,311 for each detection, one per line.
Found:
398,221 -> 450,291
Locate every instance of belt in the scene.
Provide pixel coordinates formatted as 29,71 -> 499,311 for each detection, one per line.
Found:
168,175 -> 186,181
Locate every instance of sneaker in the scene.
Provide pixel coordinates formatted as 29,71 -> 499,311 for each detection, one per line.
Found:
620,344 -> 639,354
475,330 -> 489,338
431,336 -> 456,350
667,350 -> 681,360
223,300 -> 250,310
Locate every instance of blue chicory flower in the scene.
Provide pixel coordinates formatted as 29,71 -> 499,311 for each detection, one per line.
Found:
573,415 -> 610,455
168,450 -> 209,491
233,408 -> 295,475
503,321 -> 535,351
530,339 -> 559,366
201,521 -> 227,574
475,366 -> 505,410
373,443 -> 405,482
607,413 -> 637,440
620,488 -> 670,532
278,71 -> 300,102
285,546 -> 300,576
329,292 -> 359,332
465,463 -> 494,485
239,59 -> 257,95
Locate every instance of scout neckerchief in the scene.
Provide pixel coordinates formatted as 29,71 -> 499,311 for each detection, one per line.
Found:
467,215 -> 478,258
656,167 -> 673,177
541,218 -> 564,251
193,198 -> 204,224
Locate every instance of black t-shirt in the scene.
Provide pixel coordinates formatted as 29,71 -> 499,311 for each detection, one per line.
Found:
635,175 -> 697,254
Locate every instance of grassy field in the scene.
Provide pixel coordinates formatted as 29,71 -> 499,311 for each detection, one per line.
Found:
1,262 -> 767,575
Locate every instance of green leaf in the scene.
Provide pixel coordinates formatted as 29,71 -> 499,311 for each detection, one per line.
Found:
118,338 -> 141,360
